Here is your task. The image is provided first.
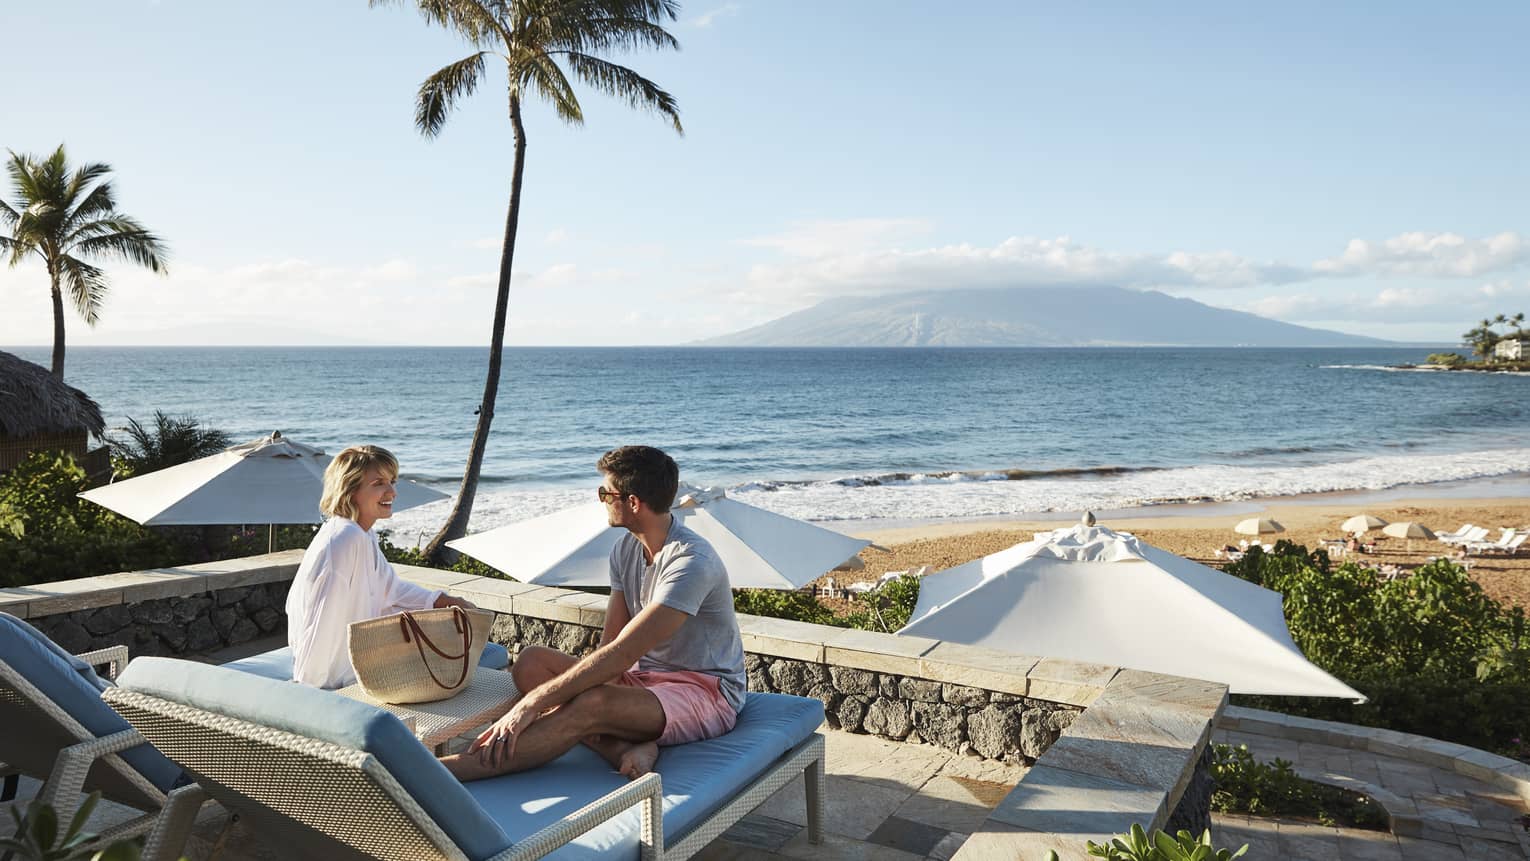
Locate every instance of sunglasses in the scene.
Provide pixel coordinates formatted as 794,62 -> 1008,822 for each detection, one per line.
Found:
597,487 -> 631,503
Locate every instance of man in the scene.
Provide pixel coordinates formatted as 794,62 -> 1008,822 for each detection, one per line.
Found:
442,445 -> 746,781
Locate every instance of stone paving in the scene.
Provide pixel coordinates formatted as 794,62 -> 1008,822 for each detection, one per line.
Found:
1212,726 -> 1530,861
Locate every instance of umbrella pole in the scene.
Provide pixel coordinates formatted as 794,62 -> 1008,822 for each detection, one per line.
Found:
268,524 -> 274,554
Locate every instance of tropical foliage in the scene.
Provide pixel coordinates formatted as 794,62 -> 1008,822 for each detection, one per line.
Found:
373,0 -> 684,564
1210,743 -> 1386,829
1225,542 -> 1530,752
3,794 -> 141,861
1,145 -> 167,378
1424,352 -> 1465,367
107,411 -> 231,478
1077,824 -> 1247,861
0,452 -> 309,588
1461,312 -> 1526,360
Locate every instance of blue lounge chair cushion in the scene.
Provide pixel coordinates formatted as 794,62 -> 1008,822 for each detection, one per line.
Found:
0,613 -> 184,793
465,692 -> 824,860
116,657 -> 511,861
222,641 -> 510,683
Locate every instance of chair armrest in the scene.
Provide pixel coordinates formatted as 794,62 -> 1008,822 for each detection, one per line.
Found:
76,644 -> 130,681
39,729 -> 150,827
490,771 -> 664,861
141,783 -> 212,861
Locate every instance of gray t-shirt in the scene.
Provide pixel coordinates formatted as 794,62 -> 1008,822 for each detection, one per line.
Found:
609,518 -> 747,712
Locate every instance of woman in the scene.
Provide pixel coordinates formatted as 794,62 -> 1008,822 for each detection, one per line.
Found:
285,444 -> 473,688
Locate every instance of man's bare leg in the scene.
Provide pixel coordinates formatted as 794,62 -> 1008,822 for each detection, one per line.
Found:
442,683 -> 664,781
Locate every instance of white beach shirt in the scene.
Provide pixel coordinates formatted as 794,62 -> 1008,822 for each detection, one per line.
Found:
285,517 -> 442,689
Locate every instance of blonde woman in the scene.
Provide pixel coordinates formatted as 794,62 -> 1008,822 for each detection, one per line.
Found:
285,445 -> 475,688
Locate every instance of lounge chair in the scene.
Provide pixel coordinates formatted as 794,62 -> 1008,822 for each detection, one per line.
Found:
103,657 -> 825,861
1442,525 -> 1490,546
1468,530 -> 1526,555
1435,523 -> 1475,543
0,613 -> 185,845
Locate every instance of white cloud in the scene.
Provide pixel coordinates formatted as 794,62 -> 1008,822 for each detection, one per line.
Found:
544,228 -> 569,244
685,2 -> 741,28
1314,231 -> 1528,278
742,234 -> 1304,300
1236,282 -> 1528,325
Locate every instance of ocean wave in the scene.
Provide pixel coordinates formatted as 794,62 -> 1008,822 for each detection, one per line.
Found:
379,446 -> 1530,545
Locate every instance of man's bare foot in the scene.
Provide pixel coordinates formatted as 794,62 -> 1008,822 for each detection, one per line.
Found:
618,741 -> 659,779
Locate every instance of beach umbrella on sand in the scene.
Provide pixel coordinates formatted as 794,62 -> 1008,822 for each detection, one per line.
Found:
447,485 -> 871,590
898,522 -> 1364,700
79,432 -> 448,548
1381,521 -> 1435,552
1341,514 -> 1388,535
1233,518 -> 1285,544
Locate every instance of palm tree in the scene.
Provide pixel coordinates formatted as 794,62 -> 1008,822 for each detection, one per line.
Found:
376,0 -> 683,563
0,145 -> 168,379
108,411 -> 232,478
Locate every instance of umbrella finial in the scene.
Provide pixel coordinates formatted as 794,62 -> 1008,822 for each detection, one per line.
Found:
271,430 -> 282,441
1082,511 -> 1096,527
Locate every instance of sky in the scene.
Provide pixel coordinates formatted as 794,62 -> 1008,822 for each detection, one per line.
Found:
3,1 -> 1528,347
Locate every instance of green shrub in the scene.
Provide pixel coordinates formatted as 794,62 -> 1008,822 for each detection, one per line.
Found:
1225,543 -> 1530,753
377,534 -> 508,580
1210,743 -> 1387,829
1077,824 -> 1246,860
1425,352 -> 1466,367
3,793 -> 142,860
734,588 -> 840,626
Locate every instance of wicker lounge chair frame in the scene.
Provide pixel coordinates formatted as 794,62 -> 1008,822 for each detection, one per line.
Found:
0,644 -> 168,845
102,685 -> 824,861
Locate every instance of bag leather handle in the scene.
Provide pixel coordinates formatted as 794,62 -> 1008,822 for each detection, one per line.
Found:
398,606 -> 472,691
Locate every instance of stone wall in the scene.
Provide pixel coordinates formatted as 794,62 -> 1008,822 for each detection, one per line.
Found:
493,613 -> 1081,765
27,581 -> 289,658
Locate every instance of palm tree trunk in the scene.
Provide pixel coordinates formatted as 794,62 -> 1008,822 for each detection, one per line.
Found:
423,94 -> 528,565
49,269 -> 66,378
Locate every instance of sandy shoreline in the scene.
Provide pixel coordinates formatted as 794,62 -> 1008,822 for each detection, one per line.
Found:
820,482 -> 1530,610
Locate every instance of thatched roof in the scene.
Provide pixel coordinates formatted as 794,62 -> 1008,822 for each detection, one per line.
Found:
0,351 -> 106,438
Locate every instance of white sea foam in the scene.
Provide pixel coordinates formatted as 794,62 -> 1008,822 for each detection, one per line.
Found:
381,446 -> 1530,546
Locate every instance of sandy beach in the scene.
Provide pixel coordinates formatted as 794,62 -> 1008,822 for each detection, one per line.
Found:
824,491 -> 1530,610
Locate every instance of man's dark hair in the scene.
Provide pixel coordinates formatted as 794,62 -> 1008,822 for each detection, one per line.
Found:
597,445 -> 680,513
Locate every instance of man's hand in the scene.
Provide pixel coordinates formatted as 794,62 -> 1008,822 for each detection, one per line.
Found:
434,593 -> 478,610
471,695 -> 542,770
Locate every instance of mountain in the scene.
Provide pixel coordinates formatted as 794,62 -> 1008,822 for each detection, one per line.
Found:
696,286 -> 1389,347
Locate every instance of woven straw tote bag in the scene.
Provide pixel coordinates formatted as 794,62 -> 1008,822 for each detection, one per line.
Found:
347,606 -> 495,704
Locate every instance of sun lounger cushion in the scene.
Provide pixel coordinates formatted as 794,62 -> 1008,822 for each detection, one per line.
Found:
116,658 -> 512,860
0,613 -> 183,793
466,692 -> 824,860
221,641 -> 510,682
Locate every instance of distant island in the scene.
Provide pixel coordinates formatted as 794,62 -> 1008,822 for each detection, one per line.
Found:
695,286 -> 1391,348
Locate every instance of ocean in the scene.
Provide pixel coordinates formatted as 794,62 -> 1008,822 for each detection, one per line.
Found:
11,346 -> 1530,544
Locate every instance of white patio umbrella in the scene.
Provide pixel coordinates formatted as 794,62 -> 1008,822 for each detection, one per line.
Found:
447,485 -> 870,590
898,522 -> 1364,700
1341,514 -> 1388,535
1233,518 -> 1285,537
1381,521 -> 1435,552
79,432 -> 448,546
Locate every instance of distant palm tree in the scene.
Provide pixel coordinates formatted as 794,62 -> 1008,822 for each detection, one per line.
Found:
109,412 -> 231,478
0,145 -> 168,379
375,0 -> 684,563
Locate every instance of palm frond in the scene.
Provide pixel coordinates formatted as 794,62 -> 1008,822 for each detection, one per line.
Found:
560,51 -> 681,133
520,55 -> 584,124
378,0 -> 509,48
64,176 -> 117,226
69,218 -> 168,273
416,51 -> 491,136
0,196 -> 18,227
542,14 -> 680,55
55,255 -> 108,325
109,411 -> 230,475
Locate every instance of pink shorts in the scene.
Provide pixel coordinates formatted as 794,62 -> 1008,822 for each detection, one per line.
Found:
616,668 -> 737,746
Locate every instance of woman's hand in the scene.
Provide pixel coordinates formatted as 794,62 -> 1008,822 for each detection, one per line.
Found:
434,593 -> 478,610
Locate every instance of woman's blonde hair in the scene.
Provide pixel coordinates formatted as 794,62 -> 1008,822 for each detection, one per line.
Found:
320,445 -> 399,521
